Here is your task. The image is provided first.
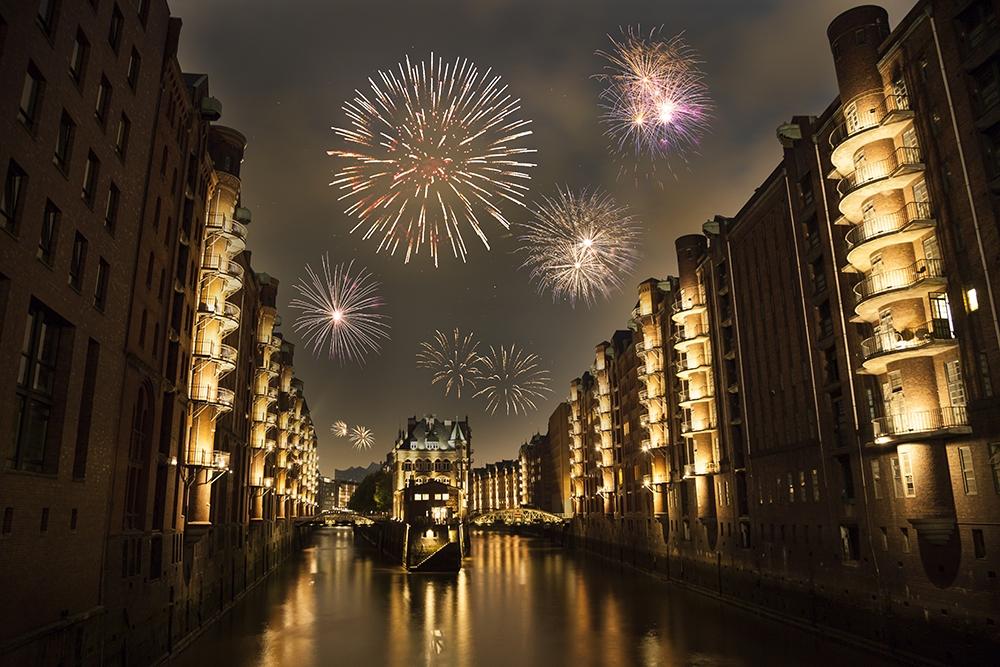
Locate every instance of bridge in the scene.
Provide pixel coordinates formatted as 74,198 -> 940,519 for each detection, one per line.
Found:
469,508 -> 565,526
318,510 -> 375,526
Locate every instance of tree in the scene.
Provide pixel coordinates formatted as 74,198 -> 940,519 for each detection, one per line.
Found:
348,470 -> 391,514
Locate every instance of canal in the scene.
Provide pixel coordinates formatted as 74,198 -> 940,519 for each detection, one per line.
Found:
173,527 -> 894,666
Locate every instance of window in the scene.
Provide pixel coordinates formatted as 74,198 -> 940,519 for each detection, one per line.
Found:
971,59 -> 1000,113
69,29 -> 89,84
2,508 -> 11,536
127,48 -> 141,89
891,457 -> 904,498
900,527 -> 911,553
811,469 -> 820,501
108,3 -> 124,52
945,360 -> 967,408
40,507 -> 49,532
37,201 -> 60,265
69,232 -> 87,289
115,113 -> 130,157
95,76 -> 111,124
880,527 -> 888,551
123,388 -> 151,530
899,451 -> 916,497
990,443 -> 1000,493
18,62 -> 45,130
14,302 -> 63,473
82,151 -> 99,206
966,287 -> 980,312
957,0 -> 999,51
798,471 -> 806,502
912,179 -> 929,203
94,258 -> 109,310
958,446 -> 978,495
973,529 -> 986,559
104,183 -> 119,232
980,353 -> 994,398
70,508 -> 78,530
871,460 -> 882,499
840,524 -> 859,561
137,0 -> 150,25
1,160 -> 27,234
54,110 -> 75,172
37,0 -> 58,36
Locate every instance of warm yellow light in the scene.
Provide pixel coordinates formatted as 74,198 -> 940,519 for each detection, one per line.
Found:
966,288 -> 979,312
332,309 -> 343,322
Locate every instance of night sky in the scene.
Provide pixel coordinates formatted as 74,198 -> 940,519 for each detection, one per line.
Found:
169,0 -> 912,472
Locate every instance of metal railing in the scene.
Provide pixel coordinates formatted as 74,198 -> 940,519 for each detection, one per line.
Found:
673,322 -> 709,344
872,406 -> 969,438
829,93 -> 912,149
846,201 -> 933,249
671,286 -> 706,314
853,258 -> 945,303
860,320 -> 954,360
192,340 -> 238,366
206,214 -> 248,243
838,146 -> 923,196
189,384 -> 235,409
201,253 -> 245,283
680,417 -> 717,435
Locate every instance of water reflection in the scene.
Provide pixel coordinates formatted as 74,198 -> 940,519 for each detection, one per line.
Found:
173,528 -> 892,666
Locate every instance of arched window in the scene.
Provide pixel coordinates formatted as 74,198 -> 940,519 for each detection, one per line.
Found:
402,461 -> 413,472
440,460 -> 452,472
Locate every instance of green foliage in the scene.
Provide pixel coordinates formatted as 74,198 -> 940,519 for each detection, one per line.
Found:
348,470 -> 391,514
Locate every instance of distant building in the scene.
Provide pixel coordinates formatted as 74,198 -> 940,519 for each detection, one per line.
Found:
518,436 -> 544,508
471,460 -> 521,512
388,415 -> 471,520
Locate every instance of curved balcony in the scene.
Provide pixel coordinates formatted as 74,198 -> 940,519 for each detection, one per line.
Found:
837,147 -> 925,223
192,340 -> 238,375
680,417 -> 717,436
189,384 -> 235,412
184,448 -> 231,470
671,287 -> 707,324
829,94 -> 913,175
205,213 -> 248,253
678,387 -> 715,408
852,258 -> 947,322
673,323 -> 710,352
872,406 -> 970,444
845,202 -> 935,272
859,320 -> 957,374
676,359 -> 712,379
197,297 -> 241,334
201,253 -> 245,292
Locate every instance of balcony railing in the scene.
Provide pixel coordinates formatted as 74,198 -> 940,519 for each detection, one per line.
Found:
198,297 -> 241,325
829,93 -> 912,149
676,358 -> 710,375
206,214 -> 248,243
853,258 -> 946,303
189,384 -> 235,409
678,387 -> 714,403
184,448 -> 231,469
671,286 -> 706,315
860,320 -> 954,361
192,340 -> 238,367
872,406 -> 969,440
680,417 -> 717,435
202,253 -> 245,284
846,201 -> 933,250
838,146 -> 923,196
673,323 -> 709,344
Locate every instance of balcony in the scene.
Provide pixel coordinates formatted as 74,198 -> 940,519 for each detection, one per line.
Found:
872,406 -> 971,444
192,340 -> 238,374
670,286 -> 707,323
837,146 -> 925,222
201,253 -> 245,292
673,323 -> 710,351
829,94 -> 914,174
206,213 -> 248,252
683,463 -> 697,478
184,448 -> 231,470
845,202 -> 935,271
678,387 -> 714,407
852,258 -> 947,322
189,384 -> 235,412
859,320 -> 957,374
198,297 -> 241,333
680,417 -> 717,436
676,358 -> 711,379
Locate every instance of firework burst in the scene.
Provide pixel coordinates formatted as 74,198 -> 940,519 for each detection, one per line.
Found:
474,344 -> 552,415
350,425 -> 375,451
516,187 -> 642,306
289,255 -> 390,364
596,27 -> 712,174
328,53 -> 537,266
331,420 -> 349,438
416,328 -> 482,398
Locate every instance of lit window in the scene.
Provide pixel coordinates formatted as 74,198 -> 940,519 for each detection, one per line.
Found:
899,451 -> 916,497
966,287 -> 980,312
958,446 -> 978,495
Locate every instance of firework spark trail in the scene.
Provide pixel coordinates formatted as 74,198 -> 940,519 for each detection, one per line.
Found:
331,420 -> 349,438
350,425 -> 375,451
596,28 -> 712,175
516,188 -> 642,307
288,255 -> 390,364
329,53 -> 537,266
416,328 -> 482,398
473,344 -> 552,415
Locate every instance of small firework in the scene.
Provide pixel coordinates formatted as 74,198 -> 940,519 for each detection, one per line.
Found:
416,328 -> 482,398
331,420 -> 349,438
350,425 -> 375,451
289,255 -> 390,364
516,188 -> 642,306
474,344 -> 552,415
596,27 -> 712,175
329,53 -> 537,266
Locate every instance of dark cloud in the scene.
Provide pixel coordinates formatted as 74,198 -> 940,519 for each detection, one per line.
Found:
168,0 -> 914,471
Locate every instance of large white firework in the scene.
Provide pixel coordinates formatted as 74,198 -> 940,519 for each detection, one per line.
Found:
331,420 -> 349,438
516,188 -> 643,307
350,425 -> 375,451
473,344 -> 552,415
596,27 -> 712,175
416,328 -> 482,398
288,255 -> 390,364
328,53 -> 537,266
